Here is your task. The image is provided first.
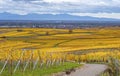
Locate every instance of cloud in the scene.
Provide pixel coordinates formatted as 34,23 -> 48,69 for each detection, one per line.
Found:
69,13 -> 120,19
0,0 -> 120,19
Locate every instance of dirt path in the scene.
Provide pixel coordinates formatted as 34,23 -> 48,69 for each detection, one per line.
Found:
66,64 -> 107,76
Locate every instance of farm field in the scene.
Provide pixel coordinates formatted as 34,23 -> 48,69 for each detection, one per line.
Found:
0,27 -> 120,61
0,27 -> 120,76
0,27 -> 120,52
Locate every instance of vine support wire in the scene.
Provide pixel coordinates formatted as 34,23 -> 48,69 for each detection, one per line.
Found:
33,57 -> 39,70
0,51 -> 11,75
23,50 -> 33,72
0,59 -> 9,74
13,50 -> 25,73
51,59 -> 56,66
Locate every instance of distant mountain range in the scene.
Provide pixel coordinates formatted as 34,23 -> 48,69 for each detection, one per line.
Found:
0,12 -> 120,21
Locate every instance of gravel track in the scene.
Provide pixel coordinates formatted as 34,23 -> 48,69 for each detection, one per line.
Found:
66,64 -> 107,76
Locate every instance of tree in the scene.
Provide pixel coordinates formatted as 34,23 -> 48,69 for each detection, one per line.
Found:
46,31 -> 49,35
68,29 -> 73,34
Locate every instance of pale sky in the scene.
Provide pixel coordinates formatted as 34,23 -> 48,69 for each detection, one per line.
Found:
0,0 -> 120,19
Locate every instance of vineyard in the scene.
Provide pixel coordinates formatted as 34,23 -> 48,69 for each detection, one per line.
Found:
0,27 -> 120,76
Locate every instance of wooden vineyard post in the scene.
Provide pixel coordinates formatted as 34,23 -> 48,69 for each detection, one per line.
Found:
47,52 -> 53,67
10,51 -> 13,76
51,52 -> 56,66
58,52 -> 62,65
37,50 -> 43,68
21,49 -> 25,75
78,56 -> 81,64
64,53 -> 67,63
30,50 -> 33,71
56,52 -> 60,66
62,53 -> 65,64
46,52 -> 49,68
46,56 -> 49,68
49,52 -> 52,66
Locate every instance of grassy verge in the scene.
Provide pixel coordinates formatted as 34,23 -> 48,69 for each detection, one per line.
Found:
0,62 -> 82,76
